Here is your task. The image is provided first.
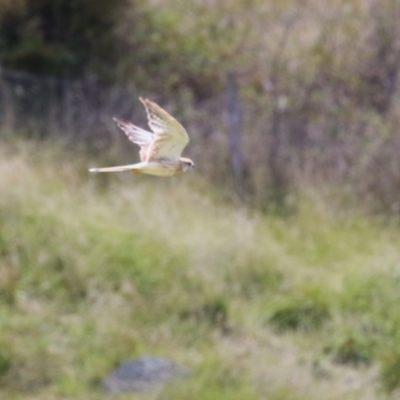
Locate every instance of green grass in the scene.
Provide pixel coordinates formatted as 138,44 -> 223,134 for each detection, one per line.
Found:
1,140 -> 400,399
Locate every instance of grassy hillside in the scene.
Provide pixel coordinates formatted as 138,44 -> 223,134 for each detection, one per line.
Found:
1,140 -> 400,399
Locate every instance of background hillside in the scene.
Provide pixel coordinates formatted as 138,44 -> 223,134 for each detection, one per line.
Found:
2,140 -> 400,399
1,0 -> 400,398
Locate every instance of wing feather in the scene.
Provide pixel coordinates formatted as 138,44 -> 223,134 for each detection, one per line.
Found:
139,97 -> 189,161
113,117 -> 153,162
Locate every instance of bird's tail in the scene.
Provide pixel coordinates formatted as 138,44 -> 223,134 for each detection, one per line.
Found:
89,163 -> 142,173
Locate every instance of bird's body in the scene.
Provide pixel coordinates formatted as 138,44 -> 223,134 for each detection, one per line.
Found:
89,97 -> 194,176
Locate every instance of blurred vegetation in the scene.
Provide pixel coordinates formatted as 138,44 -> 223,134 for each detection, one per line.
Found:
1,0 -> 400,215
2,0 -> 400,397
0,0 -> 239,96
0,140 -> 400,398
0,0 -> 132,81
2,0 -> 400,98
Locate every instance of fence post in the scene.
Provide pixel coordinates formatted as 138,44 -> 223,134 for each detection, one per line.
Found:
0,67 -> 16,133
226,71 -> 245,195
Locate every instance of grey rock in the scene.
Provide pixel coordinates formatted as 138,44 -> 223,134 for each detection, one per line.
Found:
102,355 -> 188,394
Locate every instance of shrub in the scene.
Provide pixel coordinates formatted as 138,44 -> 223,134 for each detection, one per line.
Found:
269,292 -> 331,332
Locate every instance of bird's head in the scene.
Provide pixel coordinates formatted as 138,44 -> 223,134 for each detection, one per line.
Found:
180,157 -> 195,172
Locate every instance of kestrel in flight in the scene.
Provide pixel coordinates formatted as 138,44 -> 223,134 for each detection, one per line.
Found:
89,97 -> 194,177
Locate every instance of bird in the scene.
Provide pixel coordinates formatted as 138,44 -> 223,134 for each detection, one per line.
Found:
89,97 -> 194,177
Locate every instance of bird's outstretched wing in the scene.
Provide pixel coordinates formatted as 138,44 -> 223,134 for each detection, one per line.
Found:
139,97 -> 189,162
113,118 -> 153,162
